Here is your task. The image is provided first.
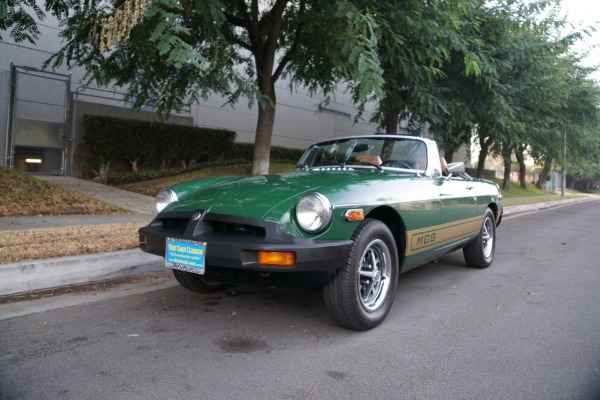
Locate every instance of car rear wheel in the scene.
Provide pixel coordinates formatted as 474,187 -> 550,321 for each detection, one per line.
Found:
323,219 -> 399,331
172,270 -> 228,293
463,208 -> 496,268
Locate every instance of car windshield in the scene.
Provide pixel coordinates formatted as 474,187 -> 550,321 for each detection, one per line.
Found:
296,137 -> 427,172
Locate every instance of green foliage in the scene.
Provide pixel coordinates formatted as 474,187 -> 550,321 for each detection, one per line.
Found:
82,115 -> 236,174
488,177 -> 554,198
336,2 -> 384,100
6,0 -> 600,179
418,0 -> 600,178
0,0 -> 42,43
42,0 -> 389,175
270,146 -> 306,163
82,114 -> 125,169
0,0 -> 69,43
230,143 -> 304,163
107,170 -> 175,185
354,0 -> 481,132
106,154 -> 302,185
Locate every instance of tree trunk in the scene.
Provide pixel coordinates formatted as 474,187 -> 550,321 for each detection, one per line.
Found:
536,158 -> 552,189
129,158 -> 140,173
501,145 -> 511,191
444,142 -> 457,164
93,160 -> 111,183
381,73 -> 403,134
515,147 -> 527,189
385,107 -> 399,134
252,105 -> 276,175
251,76 -> 277,176
246,0 -> 289,176
476,136 -> 492,179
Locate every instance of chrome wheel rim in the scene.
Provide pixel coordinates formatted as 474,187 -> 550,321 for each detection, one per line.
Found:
357,239 -> 391,312
482,217 -> 494,259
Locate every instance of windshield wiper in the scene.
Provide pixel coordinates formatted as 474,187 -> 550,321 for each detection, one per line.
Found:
324,161 -> 345,168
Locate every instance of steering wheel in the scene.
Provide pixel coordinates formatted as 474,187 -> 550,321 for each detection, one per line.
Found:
381,160 -> 413,169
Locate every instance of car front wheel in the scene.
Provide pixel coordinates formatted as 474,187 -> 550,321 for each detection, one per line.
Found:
172,270 -> 228,293
323,219 -> 399,331
463,208 -> 496,268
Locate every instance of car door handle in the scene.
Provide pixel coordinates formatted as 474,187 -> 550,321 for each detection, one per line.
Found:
466,185 -> 474,190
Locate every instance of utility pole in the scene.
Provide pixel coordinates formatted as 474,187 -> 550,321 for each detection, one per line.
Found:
561,130 -> 566,197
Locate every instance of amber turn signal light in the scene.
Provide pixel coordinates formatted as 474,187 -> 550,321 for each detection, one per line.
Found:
344,209 -> 365,221
258,251 -> 296,267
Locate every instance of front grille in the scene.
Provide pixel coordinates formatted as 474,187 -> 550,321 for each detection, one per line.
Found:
210,221 -> 266,238
159,217 -> 190,234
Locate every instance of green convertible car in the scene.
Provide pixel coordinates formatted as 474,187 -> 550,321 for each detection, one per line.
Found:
139,134 -> 502,330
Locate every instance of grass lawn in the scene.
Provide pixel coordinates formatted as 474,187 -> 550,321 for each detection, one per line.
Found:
488,178 -> 548,197
487,178 -> 584,206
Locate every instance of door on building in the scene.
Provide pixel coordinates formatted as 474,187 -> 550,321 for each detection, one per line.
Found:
7,65 -> 70,175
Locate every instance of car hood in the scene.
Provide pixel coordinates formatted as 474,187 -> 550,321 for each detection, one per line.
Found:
163,170 -> 418,221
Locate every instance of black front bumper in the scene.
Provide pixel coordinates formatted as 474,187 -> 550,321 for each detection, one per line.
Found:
139,211 -> 352,288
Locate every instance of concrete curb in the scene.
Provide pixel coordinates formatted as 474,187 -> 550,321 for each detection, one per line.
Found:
502,196 -> 598,216
0,250 -> 164,297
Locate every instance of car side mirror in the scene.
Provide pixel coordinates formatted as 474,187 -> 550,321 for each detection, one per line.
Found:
447,162 -> 465,174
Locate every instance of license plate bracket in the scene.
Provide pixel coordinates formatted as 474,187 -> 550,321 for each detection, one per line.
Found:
165,237 -> 206,275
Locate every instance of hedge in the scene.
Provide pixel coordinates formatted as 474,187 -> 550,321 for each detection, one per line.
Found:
230,142 -> 304,162
83,115 -> 236,173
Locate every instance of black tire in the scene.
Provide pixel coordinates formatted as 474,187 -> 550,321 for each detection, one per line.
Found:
463,208 -> 496,269
323,219 -> 399,331
172,270 -> 228,294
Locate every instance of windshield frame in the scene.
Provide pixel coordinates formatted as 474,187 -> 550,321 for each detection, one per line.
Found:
296,135 -> 430,175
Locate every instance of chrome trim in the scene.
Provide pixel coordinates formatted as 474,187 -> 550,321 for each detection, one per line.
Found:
333,197 -> 439,210
156,188 -> 179,213
296,192 -> 333,233
343,209 -> 365,221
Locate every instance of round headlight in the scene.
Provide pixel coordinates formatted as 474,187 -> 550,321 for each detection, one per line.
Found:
296,192 -> 332,233
156,188 -> 178,212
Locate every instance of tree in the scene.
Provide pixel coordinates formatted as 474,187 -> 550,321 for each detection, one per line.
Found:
42,0 -> 385,175
5,0 -> 598,181
556,72 -> 600,189
349,0 -> 482,136
422,0 -> 577,180
0,0 -> 69,43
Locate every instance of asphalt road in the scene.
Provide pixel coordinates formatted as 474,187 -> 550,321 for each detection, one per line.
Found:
1,201 -> 599,400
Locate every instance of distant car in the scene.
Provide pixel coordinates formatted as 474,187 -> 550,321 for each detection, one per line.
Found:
139,135 -> 502,330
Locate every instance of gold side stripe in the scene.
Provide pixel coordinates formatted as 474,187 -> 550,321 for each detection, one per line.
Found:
405,216 -> 482,256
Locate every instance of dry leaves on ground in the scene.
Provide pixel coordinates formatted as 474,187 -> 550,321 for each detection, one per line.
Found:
0,223 -> 144,263
0,167 -> 124,217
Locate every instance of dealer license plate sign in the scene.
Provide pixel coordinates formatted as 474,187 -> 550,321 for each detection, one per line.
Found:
165,237 -> 206,275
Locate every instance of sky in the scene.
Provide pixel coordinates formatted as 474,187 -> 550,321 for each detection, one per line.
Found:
558,0 -> 600,80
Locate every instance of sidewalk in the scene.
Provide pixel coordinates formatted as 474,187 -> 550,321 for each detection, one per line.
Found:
1,176 -> 163,297
1,176 -> 599,298
0,175 -> 155,232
